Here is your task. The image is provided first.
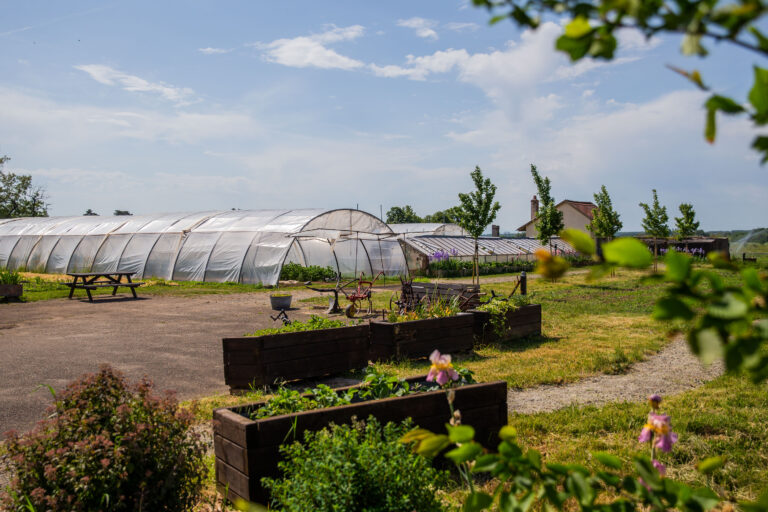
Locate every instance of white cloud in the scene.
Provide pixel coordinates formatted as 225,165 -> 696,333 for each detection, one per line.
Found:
397,17 -> 439,40
198,47 -> 232,55
444,22 -> 479,32
252,25 -> 365,70
74,65 -> 196,105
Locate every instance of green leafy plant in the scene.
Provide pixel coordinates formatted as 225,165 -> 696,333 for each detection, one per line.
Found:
0,365 -> 206,511
476,295 -> 531,339
262,417 -> 448,512
0,268 -> 21,285
386,295 -> 463,323
247,315 -> 350,336
279,262 -> 337,282
675,203 -> 701,241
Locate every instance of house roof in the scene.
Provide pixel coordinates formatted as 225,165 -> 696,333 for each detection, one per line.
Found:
517,199 -> 597,231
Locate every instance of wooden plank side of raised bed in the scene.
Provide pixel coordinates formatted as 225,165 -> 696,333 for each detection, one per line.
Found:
215,458 -> 253,502
262,350 -> 369,378
394,328 -> 475,358
213,407 -> 259,446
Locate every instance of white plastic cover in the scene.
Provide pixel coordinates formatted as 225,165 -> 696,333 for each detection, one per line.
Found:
0,209 -> 408,285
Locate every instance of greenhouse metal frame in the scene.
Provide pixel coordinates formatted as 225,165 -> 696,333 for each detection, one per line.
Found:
0,209 -> 407,286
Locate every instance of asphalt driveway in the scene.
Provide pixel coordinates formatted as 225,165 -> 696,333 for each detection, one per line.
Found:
0,291 -> 321,434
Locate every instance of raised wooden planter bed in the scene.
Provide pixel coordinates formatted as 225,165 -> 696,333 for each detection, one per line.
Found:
213,378 -> 507,503
222,324 -> 369,391
0,284 -> 22,299
369,312 -> 475,361
470,304 -> 541,343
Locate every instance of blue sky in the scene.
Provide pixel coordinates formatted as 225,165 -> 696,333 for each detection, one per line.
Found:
1,1 -> 766,231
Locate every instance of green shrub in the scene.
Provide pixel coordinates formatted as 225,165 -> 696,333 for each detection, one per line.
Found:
0,268 -> 21,285
1,366 -> 206,511
476,294 -> 532,339
280,262 -> 337,281
262,417 -> 448,512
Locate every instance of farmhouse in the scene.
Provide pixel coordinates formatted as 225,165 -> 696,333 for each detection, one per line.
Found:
517,196 -> 597,238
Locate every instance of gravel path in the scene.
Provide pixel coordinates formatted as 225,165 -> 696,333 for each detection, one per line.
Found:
508,336 -> 724,414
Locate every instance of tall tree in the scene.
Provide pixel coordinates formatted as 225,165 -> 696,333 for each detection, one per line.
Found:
385,205 -> 422,224
473,1 -> 768,163
530,164 -> 564,250
0,156 -> 49,218
675,203 -> 700,241
457,166 -> 501,285
586,185 -> 622,240
639,189 -> 670,269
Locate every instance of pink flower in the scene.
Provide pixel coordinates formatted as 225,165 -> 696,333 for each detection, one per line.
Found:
426,350 -> 459,386
639,413 -> 678,453
652,459 -> 666,476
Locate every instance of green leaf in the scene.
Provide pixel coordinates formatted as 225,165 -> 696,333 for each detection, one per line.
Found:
633,457 -> 663,491
653,296 -> 695,320
750,27 -> 768,52
664,250 -> 692,282
564,16 -> 592,38
568,472 -> 596,506
560,228 -> 596,255
708,292 -> 749,319
705,95 -> 745,114
473,454 -> 501,473
742,267 -> 765,293
750,67 -> 768,123
694,328 -> 724,365
667,65 -> 709,90
752,135 -> 768,164
602,238 -> 652,268
401,427 -> 435,444
498,440 -> 523,459
594,452 -> 622,469
463,491 -> 494,512
499,425 -> 517,442
706,107 -> 717,143
416,434 -> 451,457
689,487 -> 721,510
448,424 -> 476,443
697,456 -> 726,474
682,34 -> 708,56
446,441 -> 483,464
527,449 -> 542,470
489,14 -> 508,25
556,34 -> 592,61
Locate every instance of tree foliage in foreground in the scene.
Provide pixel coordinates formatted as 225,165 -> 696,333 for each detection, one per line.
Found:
0,156 -> 48,218
586,184 -> 622,239
472,0 -> 768,163
530,164 -> 563,248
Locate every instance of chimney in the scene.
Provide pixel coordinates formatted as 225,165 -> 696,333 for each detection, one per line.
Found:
491,225 -> 500,237
531,195 -> 539,220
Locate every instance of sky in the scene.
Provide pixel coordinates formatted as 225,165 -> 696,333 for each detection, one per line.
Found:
1,1 -> 766,231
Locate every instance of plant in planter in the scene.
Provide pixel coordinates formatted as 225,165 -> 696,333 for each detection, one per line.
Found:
473,294 -> 538,342
0,268 -> 23,299
269,291 -> 292,310
213,360 -> 506,503
372,297 -> 475,361
224,315 -> 367,390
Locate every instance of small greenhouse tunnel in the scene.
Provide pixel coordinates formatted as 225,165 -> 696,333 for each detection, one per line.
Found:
0,209 -> 408,286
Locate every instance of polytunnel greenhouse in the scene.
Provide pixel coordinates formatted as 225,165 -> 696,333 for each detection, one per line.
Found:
0,209 -> 408,286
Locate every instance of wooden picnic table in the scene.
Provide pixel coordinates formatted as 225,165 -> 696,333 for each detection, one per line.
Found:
64,272 -> 144,302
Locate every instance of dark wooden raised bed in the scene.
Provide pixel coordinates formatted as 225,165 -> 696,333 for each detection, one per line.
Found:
369,312 -> 475,361
222,324 -> 369,391
0,284 -> 22,299
213,378 -> 507,503
470,304 -> 541,343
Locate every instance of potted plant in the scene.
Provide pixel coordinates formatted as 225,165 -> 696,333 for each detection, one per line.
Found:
269,291 -> 292,310
470,295 -> 541,343
0,269 -> 23,299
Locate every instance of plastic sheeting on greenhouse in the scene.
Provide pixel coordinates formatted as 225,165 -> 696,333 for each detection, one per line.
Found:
402,235 -> 576,263
389,223 -> 468,236
0,209 -> 407,285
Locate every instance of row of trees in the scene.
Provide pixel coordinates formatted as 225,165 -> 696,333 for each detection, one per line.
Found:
0,156 -> 48,218
385,205 -> 464,224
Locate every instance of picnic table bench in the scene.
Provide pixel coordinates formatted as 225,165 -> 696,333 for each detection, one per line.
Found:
64,272 -> 144,302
